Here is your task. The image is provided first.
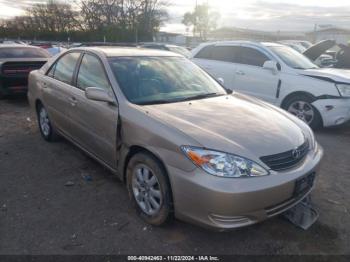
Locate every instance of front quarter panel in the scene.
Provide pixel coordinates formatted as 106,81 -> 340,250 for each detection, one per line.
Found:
277,72 -> 340,106
117,103 -> 200,178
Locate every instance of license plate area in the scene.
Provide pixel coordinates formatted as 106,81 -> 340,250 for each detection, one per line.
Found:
294,172 -> 315,197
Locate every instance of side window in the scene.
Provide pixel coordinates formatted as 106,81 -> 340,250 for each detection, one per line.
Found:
49,52 -> 80,84
194,45 -> 213,59
236,47 -> 269,67
211,46 -> 239,63
76,54 -> 111,91
47,63 -> 56,77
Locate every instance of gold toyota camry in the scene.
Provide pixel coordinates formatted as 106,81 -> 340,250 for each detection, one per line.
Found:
28,47 -> 323,230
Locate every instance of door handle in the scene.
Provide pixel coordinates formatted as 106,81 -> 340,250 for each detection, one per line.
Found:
235,70 -> 245,76
69,97 -> 77,106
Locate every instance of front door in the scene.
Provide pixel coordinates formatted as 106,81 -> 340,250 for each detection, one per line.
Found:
67,53 -> 119,168
232,46 -> 280,105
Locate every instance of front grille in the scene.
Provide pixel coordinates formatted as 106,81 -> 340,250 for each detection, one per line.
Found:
260,141 -> 309,171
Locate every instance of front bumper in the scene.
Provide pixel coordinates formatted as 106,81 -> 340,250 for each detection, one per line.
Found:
312,98 -> 350,127
167,144 -> 323,230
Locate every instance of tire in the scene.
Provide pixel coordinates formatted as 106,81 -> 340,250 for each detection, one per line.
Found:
126,152 -> 172,226
282,94 -> 322,129
37,103 -> 59,142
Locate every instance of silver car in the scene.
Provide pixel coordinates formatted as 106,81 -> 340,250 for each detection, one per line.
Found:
28,47 -> 323,230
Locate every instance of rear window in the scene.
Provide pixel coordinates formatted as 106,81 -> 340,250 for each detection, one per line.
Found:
0,47 -> 50,59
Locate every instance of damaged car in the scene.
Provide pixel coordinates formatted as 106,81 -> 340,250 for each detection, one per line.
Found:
28,47 -> 323,230
302,40 -> 350,68
191,41 -> 350,128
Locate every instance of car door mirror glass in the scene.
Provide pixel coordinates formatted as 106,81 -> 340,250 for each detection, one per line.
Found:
85,87 -> 116,104
263,60 -> 279,74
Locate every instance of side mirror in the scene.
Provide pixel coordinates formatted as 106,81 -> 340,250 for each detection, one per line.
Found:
263,61 -> 279,74
85,87 -> 116,104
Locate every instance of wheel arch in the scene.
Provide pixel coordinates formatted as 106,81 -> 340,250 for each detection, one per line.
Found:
35,99 -> 44,112
122,145 -> 174,208
280,91 -> 324,128
280,91 -> 316,109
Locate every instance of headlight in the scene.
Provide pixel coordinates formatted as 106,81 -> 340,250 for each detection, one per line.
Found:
336,84 -> 350,97
303,126 -> 316,150
181,146 -> 269,178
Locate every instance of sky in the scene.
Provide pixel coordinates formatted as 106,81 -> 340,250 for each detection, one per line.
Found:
1,0 -> 350,33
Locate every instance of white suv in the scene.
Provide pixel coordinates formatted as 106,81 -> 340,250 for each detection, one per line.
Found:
191,41 -> 350,128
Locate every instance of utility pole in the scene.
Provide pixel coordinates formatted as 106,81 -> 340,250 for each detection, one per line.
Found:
135,27 -> 138,44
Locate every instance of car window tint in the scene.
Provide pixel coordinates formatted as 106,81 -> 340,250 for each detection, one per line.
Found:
53,52 -> 80,84
194,45 -> 213,59
77,54 -> 110,91
211,46 -> 239,63
236,47 -> 269,67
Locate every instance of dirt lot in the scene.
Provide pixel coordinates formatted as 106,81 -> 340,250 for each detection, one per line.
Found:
0,97 -> 350,255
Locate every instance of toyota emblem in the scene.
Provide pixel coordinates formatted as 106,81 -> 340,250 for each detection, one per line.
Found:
292,148 -> 301,159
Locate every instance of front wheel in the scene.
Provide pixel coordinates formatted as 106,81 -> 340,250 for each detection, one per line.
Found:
283,95 -> 322,129
126,152 -> 172,226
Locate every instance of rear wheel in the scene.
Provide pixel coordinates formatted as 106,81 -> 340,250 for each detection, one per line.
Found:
283,94 -> 322,129
37,104 -> 59,141
126,152 -> 172,226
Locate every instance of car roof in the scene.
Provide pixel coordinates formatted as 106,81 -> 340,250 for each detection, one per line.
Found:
76,46 -> 182,57
199,41 -> 284,48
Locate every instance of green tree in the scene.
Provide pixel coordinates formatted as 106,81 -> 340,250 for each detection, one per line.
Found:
182,3 -> 219,40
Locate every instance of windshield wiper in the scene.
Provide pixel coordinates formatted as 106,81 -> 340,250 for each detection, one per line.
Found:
136,93 -> 222,105
136,99 -> 179,105
177,92 -> 222,102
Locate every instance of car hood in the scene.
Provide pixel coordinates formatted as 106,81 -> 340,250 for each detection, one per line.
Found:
143,94 -> 306,162
299,68 -> 350,83
303,40 -> 336,61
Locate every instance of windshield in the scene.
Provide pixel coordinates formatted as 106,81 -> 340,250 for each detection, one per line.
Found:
0,47 -> 50,58
167,46 -> 191,58
109,56 -> 226,105
268,46 -> 318,69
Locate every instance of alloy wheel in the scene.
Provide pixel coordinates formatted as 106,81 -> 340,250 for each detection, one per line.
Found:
287,100 -> 315,125
132,164 -> 162,216
39,107 -> 50,137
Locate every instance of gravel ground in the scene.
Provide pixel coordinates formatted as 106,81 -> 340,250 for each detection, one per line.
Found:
0,97 -> 349,255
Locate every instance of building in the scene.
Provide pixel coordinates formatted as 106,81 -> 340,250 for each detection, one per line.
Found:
307,27 -> 350,45
208,27 -> 306,42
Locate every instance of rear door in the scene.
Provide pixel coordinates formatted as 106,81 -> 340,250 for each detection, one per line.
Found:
232,46 -> 280,104
192,45 -> 236,87
42,52 -> 81,134
67,52 -> 119,168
